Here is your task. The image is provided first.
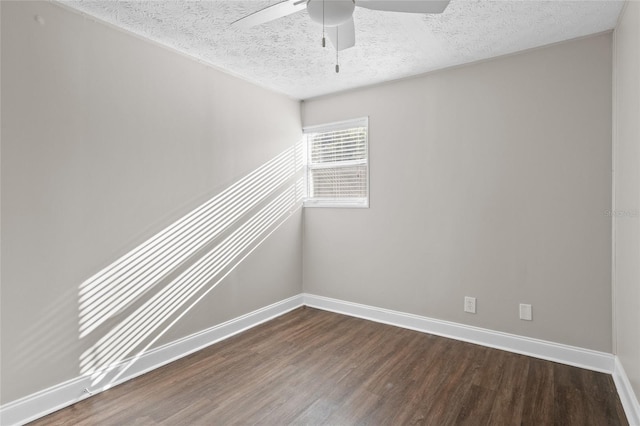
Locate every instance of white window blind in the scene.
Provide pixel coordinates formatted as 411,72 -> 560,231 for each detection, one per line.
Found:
304,117 -> 369,208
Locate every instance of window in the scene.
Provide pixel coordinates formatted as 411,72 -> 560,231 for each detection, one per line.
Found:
303,117 -> 369,208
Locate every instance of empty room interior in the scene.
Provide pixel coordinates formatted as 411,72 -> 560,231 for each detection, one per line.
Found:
1,0 -> 639,424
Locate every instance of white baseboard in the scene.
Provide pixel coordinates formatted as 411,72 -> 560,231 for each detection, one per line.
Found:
303,293 -> 640,422
303,293 -> 615,373
3,292 -> 637,426
0,294 -> 304,426
614,356 -> 640,426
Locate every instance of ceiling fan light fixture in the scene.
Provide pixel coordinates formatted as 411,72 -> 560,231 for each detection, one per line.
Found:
307,0 -> 355,27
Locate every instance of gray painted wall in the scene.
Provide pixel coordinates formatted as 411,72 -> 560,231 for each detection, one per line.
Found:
613,1 -> 640,402
302,34 -> 613,352
1,1 -> 302,404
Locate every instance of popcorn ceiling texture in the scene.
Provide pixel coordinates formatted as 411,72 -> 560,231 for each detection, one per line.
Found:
58,1 -> 623,99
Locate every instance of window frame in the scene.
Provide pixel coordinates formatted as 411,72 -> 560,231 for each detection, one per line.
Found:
303,117 -> 369,209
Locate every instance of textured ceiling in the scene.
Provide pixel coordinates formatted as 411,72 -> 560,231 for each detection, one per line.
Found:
58,1 -> 623,99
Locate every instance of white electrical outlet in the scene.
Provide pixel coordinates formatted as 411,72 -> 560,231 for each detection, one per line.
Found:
464,296 -> 476,314
519,303 -> 532,321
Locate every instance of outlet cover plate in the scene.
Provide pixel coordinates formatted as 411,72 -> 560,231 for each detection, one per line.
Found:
519,303 -> 532,320
464,296 -> 476,314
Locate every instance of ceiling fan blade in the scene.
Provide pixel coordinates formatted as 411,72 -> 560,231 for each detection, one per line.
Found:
231,0 -> 307,28
356,0 -> 450,14
327,18 -> 356,51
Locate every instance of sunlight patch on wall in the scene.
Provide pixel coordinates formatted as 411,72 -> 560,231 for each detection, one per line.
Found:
79,143 -> 302,338
78,142 -> 303,388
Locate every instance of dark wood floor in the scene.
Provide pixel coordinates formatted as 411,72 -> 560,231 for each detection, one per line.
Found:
31,307 -> 627,425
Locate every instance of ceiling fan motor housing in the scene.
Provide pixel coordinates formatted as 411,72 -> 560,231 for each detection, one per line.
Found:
307,0 -> 355,27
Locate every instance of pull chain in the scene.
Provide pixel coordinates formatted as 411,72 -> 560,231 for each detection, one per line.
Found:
335,28 -> 339,73
321,0 -> 325,47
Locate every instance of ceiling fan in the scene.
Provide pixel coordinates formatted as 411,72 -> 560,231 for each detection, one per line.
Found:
232,0 -> 450,72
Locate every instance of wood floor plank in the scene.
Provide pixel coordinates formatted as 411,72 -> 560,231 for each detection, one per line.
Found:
430,349 -> 479,425
321,387 -> 381,425
521,357 -> 556,425
29,307 -> 628,426
452,384 -> 497,425
487,352 -> 529,424
289,398 -> 336,425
